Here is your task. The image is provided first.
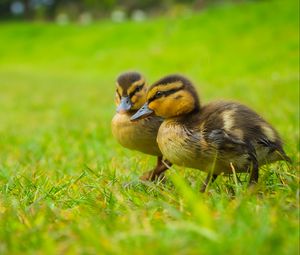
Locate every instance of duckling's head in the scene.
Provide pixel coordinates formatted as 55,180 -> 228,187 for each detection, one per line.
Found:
115,71 -> 147,113
131,74 -> 200,120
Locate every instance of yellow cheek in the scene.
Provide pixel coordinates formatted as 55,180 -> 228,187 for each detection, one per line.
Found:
171,91 -> 195,115
149,91 -> 195,118
115,94 -> 120,106
174,99 -> 194,115
131,93 -> 146,110
148,100 -> 159,112
149,98 -> 167,117
131,95 -> 138,104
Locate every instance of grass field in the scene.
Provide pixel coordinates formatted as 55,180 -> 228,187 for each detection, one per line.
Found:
0,0 -> 299,254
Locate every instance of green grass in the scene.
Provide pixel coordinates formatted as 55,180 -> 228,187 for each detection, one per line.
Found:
0,0 -> 299,254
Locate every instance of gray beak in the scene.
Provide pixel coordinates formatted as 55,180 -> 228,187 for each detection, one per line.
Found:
117,96 -> 132,113
130,103 -> 153,121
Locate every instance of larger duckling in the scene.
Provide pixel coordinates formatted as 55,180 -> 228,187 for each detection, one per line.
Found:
131,75 -> 290,191
111,72 -> 170,181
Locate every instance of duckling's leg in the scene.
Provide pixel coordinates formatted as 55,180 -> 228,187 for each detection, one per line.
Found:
200,173 -> 218,193
140,156 -> 171,181
245,142 -> 259,186
248,159 -> 259,186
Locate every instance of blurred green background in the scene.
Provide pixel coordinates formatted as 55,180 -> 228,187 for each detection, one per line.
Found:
0,0 -> 299,254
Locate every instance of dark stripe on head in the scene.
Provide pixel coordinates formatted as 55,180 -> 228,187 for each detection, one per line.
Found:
117,71 -> 142,92
150,74 -> 192,89
128,83 -> 145,98
147,74 -> 201,110
148,87 -> 182,103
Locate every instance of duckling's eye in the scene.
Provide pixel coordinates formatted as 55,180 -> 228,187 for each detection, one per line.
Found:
148,90 -> 165,103
135,85 -> 143,92
155,91 -> 163,98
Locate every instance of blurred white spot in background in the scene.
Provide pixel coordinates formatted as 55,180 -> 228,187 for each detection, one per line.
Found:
131,10 -> 146,22
10,1 -> 24,15
79,12 -> 92,25
111,10 -> 126,23
56,13 -> 69,26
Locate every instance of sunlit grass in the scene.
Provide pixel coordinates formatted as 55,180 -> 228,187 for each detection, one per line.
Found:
0,0 -> 299,254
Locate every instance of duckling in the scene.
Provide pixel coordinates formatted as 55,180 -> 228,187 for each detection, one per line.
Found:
131,74 -> 290,191
111,72 -> 170,181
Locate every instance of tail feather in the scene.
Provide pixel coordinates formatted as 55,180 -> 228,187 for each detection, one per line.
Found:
274,149 -> 292,164
282,153 -> 292,164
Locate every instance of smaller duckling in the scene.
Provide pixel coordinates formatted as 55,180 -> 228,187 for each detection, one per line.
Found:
111,72 -> 170,181
131,75 -> 290,191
